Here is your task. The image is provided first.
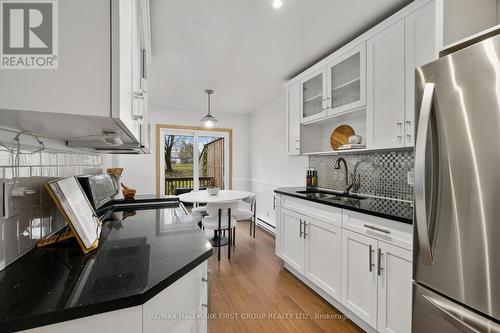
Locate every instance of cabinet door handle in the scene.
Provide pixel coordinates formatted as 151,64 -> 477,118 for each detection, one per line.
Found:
299,219 -> 303,238
377,249 -> 383,276
303,221 -> 307,239
273,196 -> 276,210
364,224 -> 391,234
406,120 -> 412,142
202,269 -> 211,312
368,245 -> 374,272
396,122 -> 403,143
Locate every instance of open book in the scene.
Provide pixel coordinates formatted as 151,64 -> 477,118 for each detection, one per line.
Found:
45,177 -> 102,253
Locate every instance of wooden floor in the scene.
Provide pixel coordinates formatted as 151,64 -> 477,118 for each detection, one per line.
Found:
207,221 -> 363,333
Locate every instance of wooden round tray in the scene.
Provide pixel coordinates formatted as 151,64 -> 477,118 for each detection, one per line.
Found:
330,125 -> 354,151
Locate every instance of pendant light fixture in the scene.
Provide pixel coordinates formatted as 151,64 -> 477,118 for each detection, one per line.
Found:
200,89 -> 218,128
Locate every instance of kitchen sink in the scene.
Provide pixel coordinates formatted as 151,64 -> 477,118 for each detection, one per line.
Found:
296,189 -> 366,201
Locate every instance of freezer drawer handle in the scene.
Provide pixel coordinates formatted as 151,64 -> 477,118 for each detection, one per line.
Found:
363,224 -> 390,234
422,295 -> 500,333
415,83 -> 435,265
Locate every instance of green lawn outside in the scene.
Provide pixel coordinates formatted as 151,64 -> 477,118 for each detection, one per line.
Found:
165,163 -> 193,178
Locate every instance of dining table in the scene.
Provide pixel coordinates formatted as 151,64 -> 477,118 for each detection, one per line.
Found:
178,189 -> 253,204
178,189 -> 254,247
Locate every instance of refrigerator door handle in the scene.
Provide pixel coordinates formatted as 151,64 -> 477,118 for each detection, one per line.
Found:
415,83 -> 435,265
422,295 -> 500,333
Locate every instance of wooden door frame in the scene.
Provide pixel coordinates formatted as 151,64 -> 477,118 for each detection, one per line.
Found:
156,124 -> 233,195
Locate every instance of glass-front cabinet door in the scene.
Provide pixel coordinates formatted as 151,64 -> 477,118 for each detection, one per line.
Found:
300,68 -> 327,123
326,43 -> 366,115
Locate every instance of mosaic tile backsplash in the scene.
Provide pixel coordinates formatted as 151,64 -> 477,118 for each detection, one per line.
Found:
0,149 -> 103,270
309,148 -> 414,201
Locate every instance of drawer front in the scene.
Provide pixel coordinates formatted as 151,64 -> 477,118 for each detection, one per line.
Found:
281,196 -> 342,228
342,210 -> 412,251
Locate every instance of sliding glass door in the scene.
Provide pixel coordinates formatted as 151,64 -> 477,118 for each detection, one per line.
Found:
160,128 -> 229,196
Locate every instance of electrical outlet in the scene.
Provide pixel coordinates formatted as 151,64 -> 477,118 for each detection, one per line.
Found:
407,170 -> 414,186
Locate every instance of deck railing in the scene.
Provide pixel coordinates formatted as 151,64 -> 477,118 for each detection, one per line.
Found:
165,177 -> 214,195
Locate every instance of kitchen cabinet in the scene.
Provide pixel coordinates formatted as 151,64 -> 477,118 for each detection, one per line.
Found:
143,262 -> 208,333
276,193 -> 413,333
0,0 -> 151,153
300,68 -> 327,123
404,1 -> 436,146
21,262 -> 208,333
304,216 -> 342,301
377,241 -> 412,333
279,196 -> 343,301
326,43 -> 367,116
281,209 -> 306,273
286,82 -> 301,155
342,229 -> 378,328
366,19 -> 406,150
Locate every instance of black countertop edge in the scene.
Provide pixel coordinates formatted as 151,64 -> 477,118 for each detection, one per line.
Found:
274,188 -> 413,225
1,249 -> 213,333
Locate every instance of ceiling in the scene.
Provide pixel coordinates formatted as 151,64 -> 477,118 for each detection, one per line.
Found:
149,0 -> 413,114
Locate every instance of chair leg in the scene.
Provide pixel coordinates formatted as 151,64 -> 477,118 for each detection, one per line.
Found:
218,209 -> 222,261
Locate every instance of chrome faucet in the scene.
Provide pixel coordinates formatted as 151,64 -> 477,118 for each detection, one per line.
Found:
334,157 -> 351,194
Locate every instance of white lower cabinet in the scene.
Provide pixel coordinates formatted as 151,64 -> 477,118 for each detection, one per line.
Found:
281,209 -> 306,273
377,241 -> 412,333
342,229 -> 379,328
143,261 -> 208,333
341,229 -> 412,333
304,216 -> 342,301
280,207 -> 342,301
277,196 -> 413,333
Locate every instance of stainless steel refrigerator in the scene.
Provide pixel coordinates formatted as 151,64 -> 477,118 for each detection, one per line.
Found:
413,32 -> 500,332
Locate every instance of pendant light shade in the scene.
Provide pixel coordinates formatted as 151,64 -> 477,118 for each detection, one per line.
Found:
200,89 -> 218,128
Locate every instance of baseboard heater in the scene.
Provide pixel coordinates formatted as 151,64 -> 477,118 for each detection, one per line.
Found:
257,218 -> 275,234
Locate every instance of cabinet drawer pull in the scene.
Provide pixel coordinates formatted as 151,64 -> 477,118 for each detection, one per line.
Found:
202,303 -> 208,308
368,245 -> 374,272
364,224 -> 391,234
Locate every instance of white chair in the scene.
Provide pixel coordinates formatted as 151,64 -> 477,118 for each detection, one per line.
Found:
202,201 -> 239,261
235,194 -> 256,238
190,205 -> 207,227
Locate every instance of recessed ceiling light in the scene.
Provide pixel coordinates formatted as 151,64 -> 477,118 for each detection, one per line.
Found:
272,0 -> 283,9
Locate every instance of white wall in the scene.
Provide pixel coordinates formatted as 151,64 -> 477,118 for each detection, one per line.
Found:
249,94 -> 308,227
113,106 -> 250,194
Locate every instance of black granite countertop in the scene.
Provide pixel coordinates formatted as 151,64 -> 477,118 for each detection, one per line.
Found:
274,187 -> 413,224
0,206 -> 213,332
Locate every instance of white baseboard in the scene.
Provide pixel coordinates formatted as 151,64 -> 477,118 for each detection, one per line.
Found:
283,262 -> 377,333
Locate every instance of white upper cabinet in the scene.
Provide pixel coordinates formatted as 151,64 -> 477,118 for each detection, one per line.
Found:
366,19 -> 406,150
404,1 -> 436,147
286,82 -> 301,155
299,68 -> 327,123
0,0 -> 151,152
326,43 -> 367,116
